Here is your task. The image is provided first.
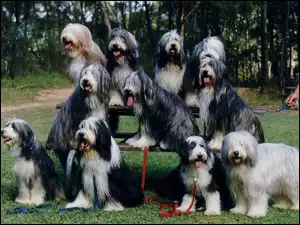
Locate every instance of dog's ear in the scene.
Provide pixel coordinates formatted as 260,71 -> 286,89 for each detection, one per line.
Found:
243,134 -> 259,167
16,122 -> 35,149
220,136 -> 230,165
95,121 -> 112,161
212,59 -> 228,80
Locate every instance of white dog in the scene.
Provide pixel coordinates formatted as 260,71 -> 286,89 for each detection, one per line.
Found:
61,23 -> 107,84
221,131 -> 299,218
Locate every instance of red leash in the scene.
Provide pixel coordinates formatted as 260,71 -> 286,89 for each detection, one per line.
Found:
141,147 -> 197,218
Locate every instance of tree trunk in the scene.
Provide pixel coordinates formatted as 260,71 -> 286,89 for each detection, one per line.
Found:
99,1 -> 111,41
168,1 -> 173,30
155,1 -> 162,43
144,1 -> 155,55
9,1 -> 20,78
128,1 -> 132,31
259,1 -> 268,93
298,1 -> 300,81
180,3 -> 185,43
280,1 -> 289,94
120,1 -> 127,29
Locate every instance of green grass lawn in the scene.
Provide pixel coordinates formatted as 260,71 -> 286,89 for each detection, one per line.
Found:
1,107 -> 299,224
1,72 -> 73,104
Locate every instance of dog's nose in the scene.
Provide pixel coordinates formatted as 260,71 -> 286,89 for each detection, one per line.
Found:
77,132 -> 84,139
82,79 -> 89,87
171,43 -> 176,48
203,70 -> 208,76
197,154 -> 203,161
113,44 -> 118,49
233,151 -> 240,157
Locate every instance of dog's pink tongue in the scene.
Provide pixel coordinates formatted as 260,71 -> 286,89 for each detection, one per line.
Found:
194,161 -> 202,168
127,96 -> 134,107
3,137 -> 10,143
113,51 -> 121,57
204,77 -> 210,83
65,43 -> 72,49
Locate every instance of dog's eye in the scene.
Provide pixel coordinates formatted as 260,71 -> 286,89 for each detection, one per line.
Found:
120,36 -> 125,41
189,142 -> 196,149
11,123 -> 16,129
209,62 -> 213,66
199,144 -> 205,148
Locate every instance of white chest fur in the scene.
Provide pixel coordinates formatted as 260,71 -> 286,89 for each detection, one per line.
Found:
112,65 -> 133,91
80,138 -> 121,201
86,93 -> 106,120
181,165 -> 212,196
12,156 -> 36,183
155,64 -> 186,94
198,87 -> 214,126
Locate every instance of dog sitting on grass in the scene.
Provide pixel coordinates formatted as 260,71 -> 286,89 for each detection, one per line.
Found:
1,118 -> 65,205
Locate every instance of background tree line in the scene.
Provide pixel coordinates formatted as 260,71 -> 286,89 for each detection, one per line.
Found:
1,1 -> 299,94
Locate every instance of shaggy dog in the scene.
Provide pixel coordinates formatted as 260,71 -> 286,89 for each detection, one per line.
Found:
65,116 -> 144,210
1,118 -> 65,205
46,62 -> 111,178
122,70 -> 199,152
106,28 -> 140,134
221,131 -> 299,217
193,58 -> 264,153
154,30 -> 186,95
176,136 -> 235,215
61,23 -> 107,84
182,36 -> 226,107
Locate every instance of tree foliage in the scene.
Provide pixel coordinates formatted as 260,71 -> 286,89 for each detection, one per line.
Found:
1,1 -> 299,90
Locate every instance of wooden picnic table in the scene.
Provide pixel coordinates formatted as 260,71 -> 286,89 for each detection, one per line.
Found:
55,104 -> 200,152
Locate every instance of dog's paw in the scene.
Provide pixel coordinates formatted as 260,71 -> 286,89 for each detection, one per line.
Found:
230,206 -> 247,215
246,210 -> 267,218
126,137 -> 154,149
204,209 -> 221,216
125,138 -> 136,146
29,197 -> 44,205
176,205 -> 196,213
208,139 -> 222,152
290,204 -> 299,211
15,197 -> 31,204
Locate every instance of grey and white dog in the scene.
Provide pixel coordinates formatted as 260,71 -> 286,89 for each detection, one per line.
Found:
194,58 -> 264,154
221,131 -> 299,217
61,23 -> 107,84
154,30 -> 186,95
122,70 -> 199,152
106,28 -> 140,106
106,28 -> 140,134
182,36 -> 226,107
1,118 -> 65,205
46,62 -> 111,178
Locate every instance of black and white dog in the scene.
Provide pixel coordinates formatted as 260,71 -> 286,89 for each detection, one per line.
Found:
176,136 -> 235,215
196,58 -> 265,153
46,62 -> 111,175
122,70 -> 199,152
65,116 -> 144,210
106,28 -> 140,134
1,118 -> 65,205
182,36 -> 226,107
61,23 -> 107,84
154,30 -> 186,95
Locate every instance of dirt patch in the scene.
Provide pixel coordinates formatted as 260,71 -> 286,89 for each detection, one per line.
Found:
1,86 -> 75,117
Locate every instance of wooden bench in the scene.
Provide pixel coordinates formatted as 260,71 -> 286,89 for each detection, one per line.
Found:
55,104 -> 200,152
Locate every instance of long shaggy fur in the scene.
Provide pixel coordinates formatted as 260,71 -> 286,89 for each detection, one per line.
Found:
65,117 -> 144,210
122,70 -> 199,152
61,23 -> 107,84
182,36 -> 226,106
1,119 -> 65,205
106,28 -> 140,134
194,58 -> 264,153
46,62 -> 111,176
221,131 -> 299,217
154,30 -> 186,95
